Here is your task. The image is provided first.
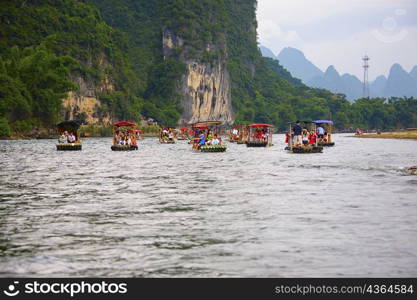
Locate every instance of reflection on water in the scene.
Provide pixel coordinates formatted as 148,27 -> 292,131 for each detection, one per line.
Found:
0,135 -> 416,277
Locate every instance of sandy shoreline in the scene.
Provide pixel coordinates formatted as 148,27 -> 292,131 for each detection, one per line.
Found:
352,131 -> 417,140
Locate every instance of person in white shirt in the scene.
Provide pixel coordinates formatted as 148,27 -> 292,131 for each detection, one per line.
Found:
68,133 -> 76,143
212,134 -> 220,145
59,132 -> 67,144
317,126 -> 325,140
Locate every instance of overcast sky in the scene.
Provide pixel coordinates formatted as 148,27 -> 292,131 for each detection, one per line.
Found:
257,0 -> 417,80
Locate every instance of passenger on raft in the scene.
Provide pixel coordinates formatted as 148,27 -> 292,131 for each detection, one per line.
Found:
212,134 -> 220,145
292,121 -> 303,147
115,132 -> 135,146
59,131 -> 68,143
308,130 -> 317,145
168,130 -> 175,142
197,131 -> 206,149
199,132 -> 223,147
67,132 -> 76,143
316,125 -> 325,142
302,129 -> 309,146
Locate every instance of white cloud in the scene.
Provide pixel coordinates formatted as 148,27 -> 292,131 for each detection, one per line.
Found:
258,19 -> 303,55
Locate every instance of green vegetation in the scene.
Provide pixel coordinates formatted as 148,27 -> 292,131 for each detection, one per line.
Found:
79,125 -> 112,137
0,44 -> 77,131
1,0 -> 416,137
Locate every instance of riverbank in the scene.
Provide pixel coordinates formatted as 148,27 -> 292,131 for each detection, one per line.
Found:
352,130 -> 417,140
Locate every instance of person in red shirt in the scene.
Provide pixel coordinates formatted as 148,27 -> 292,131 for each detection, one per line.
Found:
308,131 -> 317,145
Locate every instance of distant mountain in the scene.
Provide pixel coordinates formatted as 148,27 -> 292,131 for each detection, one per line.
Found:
276,47 -> 323,84
384,64 -> 417,98
341,73 -> 363,100
410,66 -> 417,81
260,45 -> 417,101
370,75 -> 387,98
259,46 -> 277,60
308,66 -> 344,93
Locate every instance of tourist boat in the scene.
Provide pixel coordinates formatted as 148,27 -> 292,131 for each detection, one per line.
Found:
286,121 -> 323,153
111,121 -> 139,151
177,128 -> 191,140
236,125 -> 249,144
159,128 -> 176,144
246,124 -> 273,147
191,121 -> 227,152
313,120 -> 335,147
228,126 -> 241,143
56,120 -> 82,151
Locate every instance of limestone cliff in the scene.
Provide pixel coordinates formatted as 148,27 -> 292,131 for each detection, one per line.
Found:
62,56 -> 113,125
163,30 -> 234,125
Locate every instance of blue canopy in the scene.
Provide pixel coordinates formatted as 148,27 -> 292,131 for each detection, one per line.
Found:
313,120 -> 334,125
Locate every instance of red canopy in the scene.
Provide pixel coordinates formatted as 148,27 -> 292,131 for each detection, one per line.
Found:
193,125 -> 209,130
113,121 -> 136,127
249,123 -> 271,128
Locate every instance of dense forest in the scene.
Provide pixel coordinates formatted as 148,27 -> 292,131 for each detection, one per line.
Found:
0,0 -> 416,137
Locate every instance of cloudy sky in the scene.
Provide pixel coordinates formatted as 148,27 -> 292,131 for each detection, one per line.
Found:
257,0 -> 417,80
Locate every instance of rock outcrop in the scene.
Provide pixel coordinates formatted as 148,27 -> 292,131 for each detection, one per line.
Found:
62,56 -> 113,125
163,30 -> 233,125
180,60 -> 233,125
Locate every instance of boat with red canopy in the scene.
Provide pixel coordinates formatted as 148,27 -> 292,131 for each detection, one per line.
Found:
177,128 -> 191,140
228,125 -> 242,143
56,120 -> 82,151
159,127 -> 176,144
111,121 -> 138,151
191,121 -> 227,152
246,123 -> 273,147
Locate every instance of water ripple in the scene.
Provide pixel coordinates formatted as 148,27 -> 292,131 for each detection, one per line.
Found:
0,135 -> 417,277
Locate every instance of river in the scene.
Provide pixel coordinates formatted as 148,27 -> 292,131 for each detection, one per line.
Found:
0,134 -> 416,277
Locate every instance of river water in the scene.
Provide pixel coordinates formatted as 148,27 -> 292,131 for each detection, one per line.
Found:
0,134 -> 416,277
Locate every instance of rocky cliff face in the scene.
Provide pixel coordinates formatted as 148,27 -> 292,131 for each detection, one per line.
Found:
163,30 -> 233,125
62,56 -> 113,125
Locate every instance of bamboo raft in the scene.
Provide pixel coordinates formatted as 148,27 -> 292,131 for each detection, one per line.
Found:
200,145 -> 227,152
111,145 -> 138,151
56,143 -> 82,151
291,145 -> 323,153
246,141 -> 269,147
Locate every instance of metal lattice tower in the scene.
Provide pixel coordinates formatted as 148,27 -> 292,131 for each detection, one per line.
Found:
362,55 -> 370,98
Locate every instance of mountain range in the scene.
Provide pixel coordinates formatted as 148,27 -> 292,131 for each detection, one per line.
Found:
260,46 -> 417,101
